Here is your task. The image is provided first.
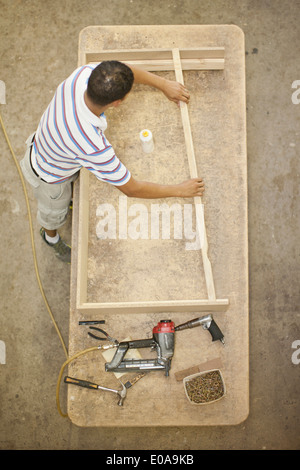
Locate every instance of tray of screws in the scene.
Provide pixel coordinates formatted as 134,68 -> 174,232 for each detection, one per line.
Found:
183,369 -> 226,405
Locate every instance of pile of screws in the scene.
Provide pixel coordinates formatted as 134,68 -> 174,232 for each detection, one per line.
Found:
185,370 -> 225,404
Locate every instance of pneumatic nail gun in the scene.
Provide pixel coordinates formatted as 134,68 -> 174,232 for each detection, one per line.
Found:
105,320 -> 175,376
104,315 -> 224,377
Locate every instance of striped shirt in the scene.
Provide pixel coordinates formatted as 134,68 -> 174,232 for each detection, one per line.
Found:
31,64 -> 131,185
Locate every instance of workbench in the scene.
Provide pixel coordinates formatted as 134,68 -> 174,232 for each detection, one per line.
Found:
67,25 -> 248,427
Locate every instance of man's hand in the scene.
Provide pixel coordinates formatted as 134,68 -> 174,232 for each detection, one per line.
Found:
176,178 -> 205,197
129,65 -> 190,105
161,79 -> 190,105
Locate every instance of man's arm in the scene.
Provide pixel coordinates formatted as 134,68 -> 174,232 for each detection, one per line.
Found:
118,175 -> 204,199
127,65 -> 190,105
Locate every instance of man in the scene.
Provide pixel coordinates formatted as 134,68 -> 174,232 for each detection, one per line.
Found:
20,61 -> 204,262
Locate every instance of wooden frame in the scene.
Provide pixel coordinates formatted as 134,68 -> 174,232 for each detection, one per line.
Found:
76,47 -> 229,314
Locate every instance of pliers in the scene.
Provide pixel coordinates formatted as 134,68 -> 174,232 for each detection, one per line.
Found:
88,327 -> 119,346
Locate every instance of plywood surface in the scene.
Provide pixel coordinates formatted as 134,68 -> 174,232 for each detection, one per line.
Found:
68,25 -> 248,427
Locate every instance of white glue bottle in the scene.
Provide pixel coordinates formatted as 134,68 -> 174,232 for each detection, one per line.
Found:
139,129 -> 154,153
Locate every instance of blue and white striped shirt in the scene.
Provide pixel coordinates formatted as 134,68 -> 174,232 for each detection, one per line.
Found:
31,64 -> 131,185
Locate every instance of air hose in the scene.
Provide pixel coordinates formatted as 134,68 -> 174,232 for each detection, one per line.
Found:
56,346 -> 99,418
0,111 -> 97,418
0,112 -> 69,359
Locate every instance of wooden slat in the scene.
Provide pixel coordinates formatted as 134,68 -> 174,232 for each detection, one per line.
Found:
78,299 -> 229,314
76,168 -> 90,307
89,59 -> 224,71
172,48 -> 216,300
85,47 -> 225,62
85,47 -> 225,71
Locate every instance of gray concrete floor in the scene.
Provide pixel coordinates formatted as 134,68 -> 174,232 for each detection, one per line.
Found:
0,0 -> 299,450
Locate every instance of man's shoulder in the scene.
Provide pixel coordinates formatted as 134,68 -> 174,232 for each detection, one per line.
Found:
67,64 -> 97,81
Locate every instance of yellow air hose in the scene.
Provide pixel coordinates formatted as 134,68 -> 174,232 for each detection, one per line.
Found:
55,346 -> 99,418
0,111 -> 99,418
0,112 -> 69,359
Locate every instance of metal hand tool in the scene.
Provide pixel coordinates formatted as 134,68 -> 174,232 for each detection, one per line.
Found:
123,372 -> 147,389
64,376 -> 127,406
175,314 -> 225,344
87,327 -> 119,346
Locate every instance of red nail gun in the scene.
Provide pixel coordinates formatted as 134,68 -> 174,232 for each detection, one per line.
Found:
105,320 -> 175,376
104,315 -> 224,377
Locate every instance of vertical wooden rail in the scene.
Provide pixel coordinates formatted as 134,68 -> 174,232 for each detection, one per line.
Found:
172,48 -> 216,300
76,168 -> 90,308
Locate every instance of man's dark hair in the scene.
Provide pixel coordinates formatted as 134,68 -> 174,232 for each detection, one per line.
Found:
87,61 -> 134,106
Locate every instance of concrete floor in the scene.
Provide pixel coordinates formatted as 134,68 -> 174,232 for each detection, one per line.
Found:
0,0 -> 299,450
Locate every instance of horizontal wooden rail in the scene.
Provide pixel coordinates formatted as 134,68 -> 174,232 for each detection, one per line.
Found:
85,47 -> 225,71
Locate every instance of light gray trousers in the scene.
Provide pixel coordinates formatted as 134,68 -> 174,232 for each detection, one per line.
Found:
20,134 -> 78,230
